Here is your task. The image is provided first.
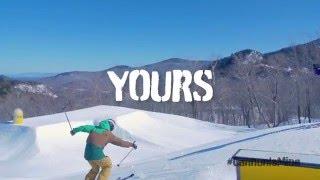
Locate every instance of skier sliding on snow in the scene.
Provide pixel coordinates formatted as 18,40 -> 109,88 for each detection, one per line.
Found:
70,119 -> 137,180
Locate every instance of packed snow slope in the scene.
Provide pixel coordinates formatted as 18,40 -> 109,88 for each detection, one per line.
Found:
0,105 -> 250,179
103,122 -> 320,180
2,105 -> 319,180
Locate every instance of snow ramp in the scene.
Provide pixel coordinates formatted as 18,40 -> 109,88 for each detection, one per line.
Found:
0,124 -> 38,162
115,111 -> 237,151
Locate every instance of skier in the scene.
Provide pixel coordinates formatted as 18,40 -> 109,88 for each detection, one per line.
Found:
70,119 -> 137,180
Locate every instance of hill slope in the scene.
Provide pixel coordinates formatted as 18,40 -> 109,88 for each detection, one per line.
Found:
0,105 -> 249,179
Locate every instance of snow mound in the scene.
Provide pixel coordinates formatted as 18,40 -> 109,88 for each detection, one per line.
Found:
116,111 -> 237,151
0,124 -> 38,162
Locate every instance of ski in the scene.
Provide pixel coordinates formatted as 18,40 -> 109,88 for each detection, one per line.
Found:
117,173 -> 135,180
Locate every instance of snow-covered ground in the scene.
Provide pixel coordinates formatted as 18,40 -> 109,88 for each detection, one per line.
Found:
0,105 -> 319,180
14,83 -> 58,98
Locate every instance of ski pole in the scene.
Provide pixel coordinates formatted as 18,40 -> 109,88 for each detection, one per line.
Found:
64,112 -> 73,130
117,141 -> 136,167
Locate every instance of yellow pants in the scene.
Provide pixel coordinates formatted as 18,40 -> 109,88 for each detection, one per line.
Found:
85,157 -> 112,180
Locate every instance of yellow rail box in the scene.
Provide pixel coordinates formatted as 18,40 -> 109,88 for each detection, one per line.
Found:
232,149 -> 320,180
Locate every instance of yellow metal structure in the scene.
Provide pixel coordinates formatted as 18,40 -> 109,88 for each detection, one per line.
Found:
232,149 -> 320,180
240,164 -> 320,180
13,108 -> 24,125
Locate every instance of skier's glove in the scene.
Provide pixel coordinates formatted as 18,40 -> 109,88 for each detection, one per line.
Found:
132,142 -> 137,149
70,129 -> 76,136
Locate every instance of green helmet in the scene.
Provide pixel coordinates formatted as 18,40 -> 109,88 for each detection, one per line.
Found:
97,119 -> 115,131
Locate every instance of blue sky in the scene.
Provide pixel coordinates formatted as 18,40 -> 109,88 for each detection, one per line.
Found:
1,0 -> 320,74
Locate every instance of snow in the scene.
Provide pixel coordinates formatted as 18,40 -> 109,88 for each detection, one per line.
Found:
0,105 -> 319,180
14,83 -> 58,98
0,125 -> 38,162
0,105 -> 246,179
286,66 -> 293,72
242,51 -> 263,64
107,122 -> 320,180
116,111 -> 237,151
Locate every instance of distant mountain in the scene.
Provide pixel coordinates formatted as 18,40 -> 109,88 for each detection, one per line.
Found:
1,39 -> 320,126
6,72 -> 58,81
0,76 -> 59,121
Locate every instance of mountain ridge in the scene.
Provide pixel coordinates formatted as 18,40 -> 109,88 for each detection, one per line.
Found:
1,38 -> 320,126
